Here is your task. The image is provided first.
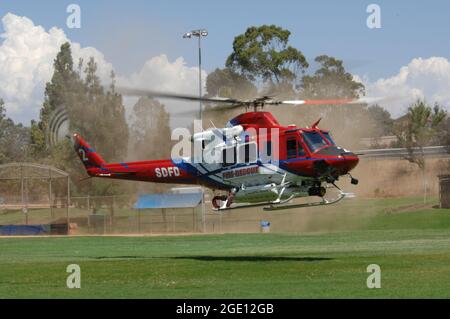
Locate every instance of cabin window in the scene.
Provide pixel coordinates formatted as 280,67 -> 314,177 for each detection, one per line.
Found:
302,131 -> 328,152
238,142 -> 257,164
286,139 -> 297,159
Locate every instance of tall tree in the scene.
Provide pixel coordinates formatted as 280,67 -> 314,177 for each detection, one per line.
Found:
435,115 -> 450,147
129,97 -> 171,192
0,99 -> 30,163
30,43 -> 130,197
226,25 -> 308,85
67,58 -> 130,196
394,100 -> 447,203
130,97 -> 171,160
31,42 -> 78,154
367,104 -> 394,137
302,55 -> 365,99
69,58 -> 129,162
206,67 -> 257,100
273,54 -> 368,149
203,67 -> 258,126
394,100 -> 447,169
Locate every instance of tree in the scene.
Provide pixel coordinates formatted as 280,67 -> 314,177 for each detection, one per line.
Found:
394,100 -> 447,203
0,99 -> 30,163
365,104 -> 394,147
31,42 -> 78,155
66,58 -> 130,196
129,97 -> 171,192
395,100 -> 447,169
30,43 -> 130,197
226,25 -> 308,85
273,55 -> 367,149
435,115 -> 450,147
130,97 -> 171,160
203,67 -> 258,126
302,55 -> 365,99
70,58 -> 129,162
206,68 -> 257,100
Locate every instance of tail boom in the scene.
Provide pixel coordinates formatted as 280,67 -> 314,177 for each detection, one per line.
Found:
73,133 -> 197,184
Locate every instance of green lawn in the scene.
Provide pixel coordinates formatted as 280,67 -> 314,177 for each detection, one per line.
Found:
1,198 -> 450,298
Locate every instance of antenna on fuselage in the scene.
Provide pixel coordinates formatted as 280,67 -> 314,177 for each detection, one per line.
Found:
311,118 -> 322,129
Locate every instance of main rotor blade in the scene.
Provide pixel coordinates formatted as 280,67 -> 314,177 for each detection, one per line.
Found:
117,87 -> 242,104
171,104 -> 243,117
279,97 -> 385,105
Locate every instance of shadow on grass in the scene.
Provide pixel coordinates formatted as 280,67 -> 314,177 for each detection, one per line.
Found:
169,256 -> 333,262
90,256 -> 333,262
93,256 -> 145,259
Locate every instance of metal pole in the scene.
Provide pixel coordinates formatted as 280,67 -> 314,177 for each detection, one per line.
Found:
197,35 -> 207,234
202,190 -> 206,233
109,196 -> 113,232
20,164 -> 24,223
183,29 -> 207,233
49,169 -> 53,219
192,208 -> 196,233
66,176 -> 70,226
198,35 -> 202,124
138,209 -> 141,234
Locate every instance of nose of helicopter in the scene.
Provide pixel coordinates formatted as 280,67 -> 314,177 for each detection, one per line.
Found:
316,147 -> 359,174
340,154 -> 359,173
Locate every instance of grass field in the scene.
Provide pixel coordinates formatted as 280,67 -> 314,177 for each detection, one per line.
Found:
1,197 -> 450,298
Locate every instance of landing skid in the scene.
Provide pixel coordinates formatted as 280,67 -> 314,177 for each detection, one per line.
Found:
263,191 -> 348,211
214,191 -> 352,212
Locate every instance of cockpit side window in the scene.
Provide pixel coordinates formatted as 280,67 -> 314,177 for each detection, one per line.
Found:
302,131 -> 329,152
286,139 -> 297,159
298,142 -> 306,156
322,131 -> 336,145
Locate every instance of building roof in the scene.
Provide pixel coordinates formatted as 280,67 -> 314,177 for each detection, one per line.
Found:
134,193 -> 202,209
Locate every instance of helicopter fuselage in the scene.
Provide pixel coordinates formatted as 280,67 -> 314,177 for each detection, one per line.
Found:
74,112 -> 359,210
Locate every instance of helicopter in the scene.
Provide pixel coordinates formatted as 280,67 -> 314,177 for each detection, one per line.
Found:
73,88 -> 368,211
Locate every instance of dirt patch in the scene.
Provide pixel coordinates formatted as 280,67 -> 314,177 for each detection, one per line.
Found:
344,158 -> 450,198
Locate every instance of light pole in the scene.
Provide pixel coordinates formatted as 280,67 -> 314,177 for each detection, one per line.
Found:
183,29 -> 208,125
183,29 -> 208,233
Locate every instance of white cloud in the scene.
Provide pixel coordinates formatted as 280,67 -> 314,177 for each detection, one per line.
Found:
359,57 -> 450,118
120,54 -> 205,94
118,54 -> 207,128
0,13 -> 115,124
0,13 -> 205,128
2,13 -> 449,128
0,13 -> 64,121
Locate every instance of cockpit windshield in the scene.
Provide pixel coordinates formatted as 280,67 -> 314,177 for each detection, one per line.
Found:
321,131 -> 336,145
302,131 -> 329,152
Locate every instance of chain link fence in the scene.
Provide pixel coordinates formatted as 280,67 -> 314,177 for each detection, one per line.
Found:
0,193 -> 281,235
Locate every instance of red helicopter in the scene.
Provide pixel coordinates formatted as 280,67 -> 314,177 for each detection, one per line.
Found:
74,89 -> 365,211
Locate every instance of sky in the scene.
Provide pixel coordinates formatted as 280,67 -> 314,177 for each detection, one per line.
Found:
1,0 -> 450,127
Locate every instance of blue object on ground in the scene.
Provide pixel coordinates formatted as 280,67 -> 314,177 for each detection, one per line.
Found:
134,193 -> 203,209
0,225 -> 49,236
